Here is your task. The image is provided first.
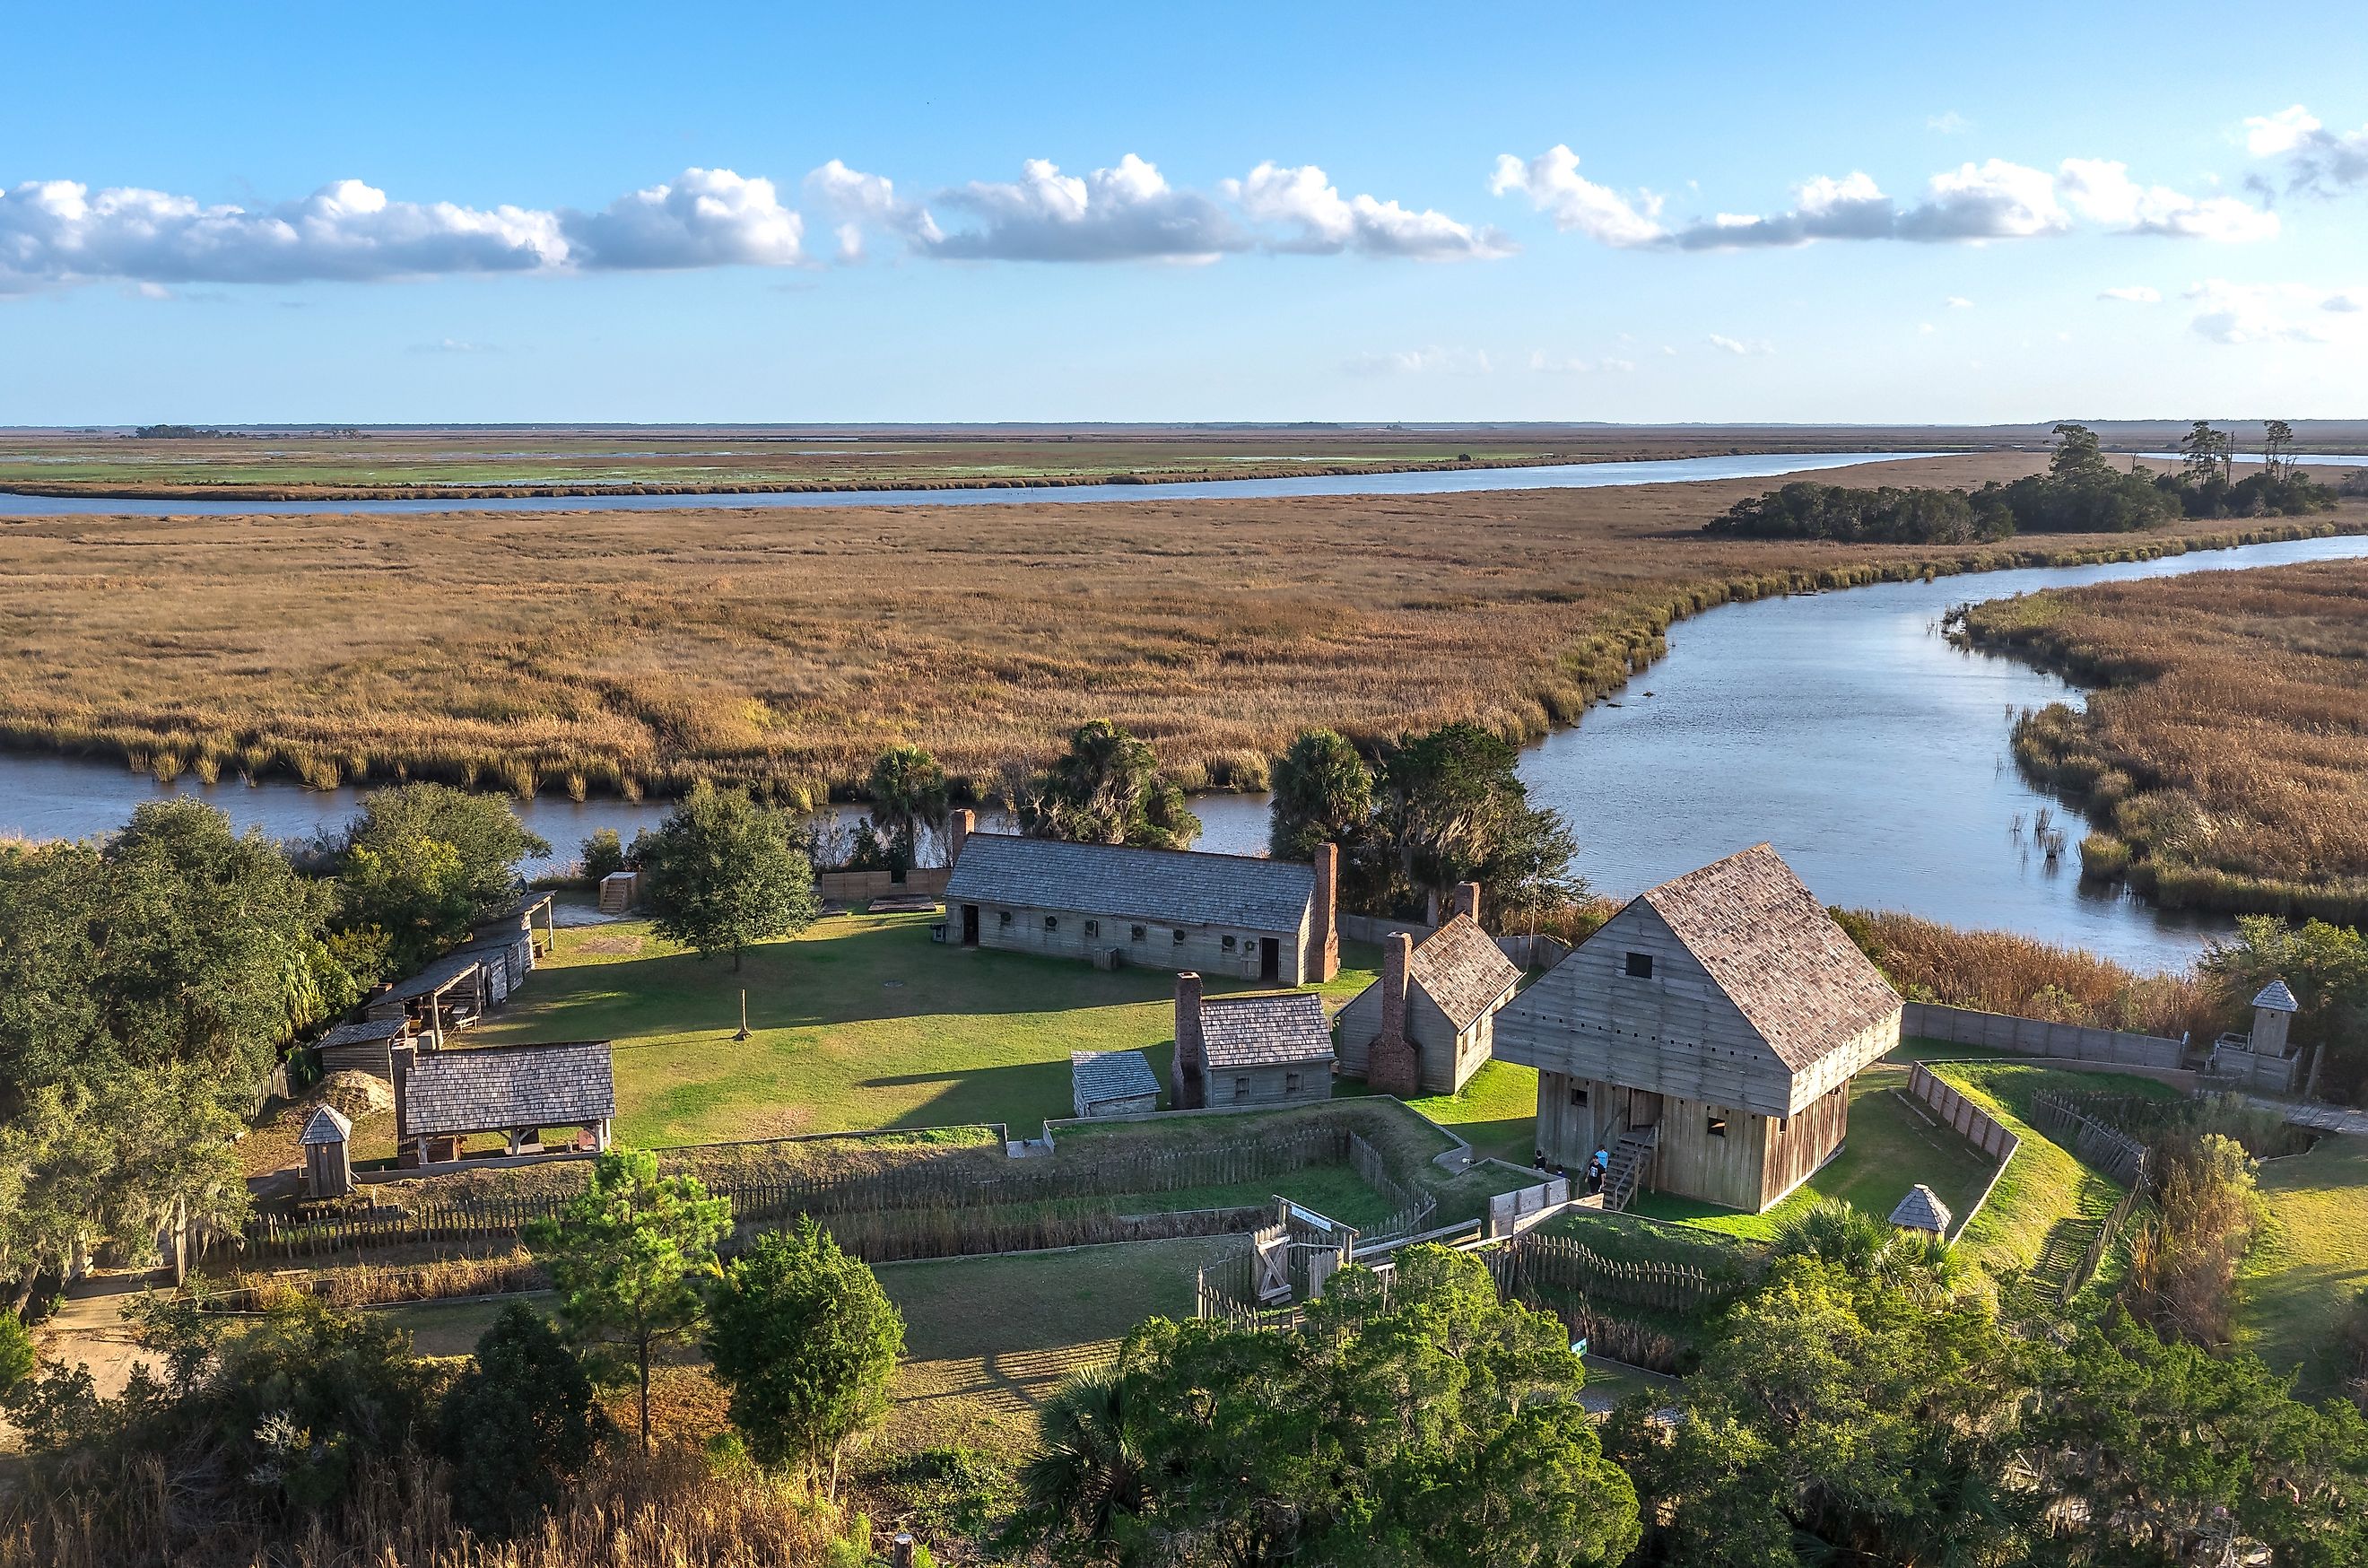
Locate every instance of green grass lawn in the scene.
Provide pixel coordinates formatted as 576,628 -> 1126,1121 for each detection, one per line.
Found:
1404,1059 -> 1541,1167
1628,1063 -> 2000,1243
2237,1134 -> 2368,1396
880,1236 -> 1237,1363
474,911 -> 1379,1146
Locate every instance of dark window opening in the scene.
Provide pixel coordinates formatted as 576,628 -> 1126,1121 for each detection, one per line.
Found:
1706,1115 -> 1728,1139
1570,1085 -> 1589,1108
1084,919 -> 1100,938
1221,935 -> 1237,952
997,910 -> 1012,927
1044,915 -> 1059,931
1624,952 -> 1654,980
1130,925 -> 1146,942
1232,1076 -> 1249,1102
1173,928 -> 1187,945
1285,1072 -> 1302,1093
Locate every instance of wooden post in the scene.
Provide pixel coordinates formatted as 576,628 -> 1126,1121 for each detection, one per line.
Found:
892,1533 -> 916,1568
735,989 -> 751,1041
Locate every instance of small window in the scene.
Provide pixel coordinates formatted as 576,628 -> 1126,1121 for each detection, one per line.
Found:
1706,1115 -> 1728,1139
1173,928 -> 1187,945
1130,925 -> 1146,943
1285,1072 -> 1302,1093
1084,919 -> 1100,938
1570,1085 -> 1589,1108
997,910 -> 1012,927
1624,952 -> 1654,980
1044,915 -> 1059,932
1232,1076 -> 1250,1101
1221,935 -> 1237,952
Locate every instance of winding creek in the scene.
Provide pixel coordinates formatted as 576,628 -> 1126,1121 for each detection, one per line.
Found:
4,526 -> 2364,972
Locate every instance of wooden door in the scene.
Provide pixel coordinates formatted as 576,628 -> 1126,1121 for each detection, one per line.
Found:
961,904 -> 979,945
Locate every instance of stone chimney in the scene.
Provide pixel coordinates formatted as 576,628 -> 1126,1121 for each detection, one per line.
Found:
1310,843 -> 1340,981
1171,971 -> 1206,1110
1452,881 -> 1481,925
1369,933 -> 1420,1097
947,807 -> 974,867
390,1040 -> 416,1160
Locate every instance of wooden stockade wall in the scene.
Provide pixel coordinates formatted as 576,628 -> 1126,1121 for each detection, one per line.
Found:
817,867 -> 952,903
1902,1063 -> 2022,1244
1902,1002 -> 2184,1069
247,1123 -> 1392,1261
2063,1179 -> 2147,1304
1487,1232 -> 1731,1316
2027,1092 -> 2152,1188
1346,1132 -> 1436,1242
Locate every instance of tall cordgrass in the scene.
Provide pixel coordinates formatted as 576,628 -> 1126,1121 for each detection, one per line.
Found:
1837,907 -> 2206,1039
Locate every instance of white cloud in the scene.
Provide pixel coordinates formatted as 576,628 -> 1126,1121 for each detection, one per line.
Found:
1228,162 -> 1510,259
1528,350 -> 1634,373
1487,146 -> 1666,247
1707,334 -> 1772,355
2099,284 -> 2163,302
2184,278 -> 2364,344
918,154 -> 1240,262
803,160 -> 940,260
1945,295 -> 1973,308
0,168 -> 812,291
1898,159 -> 2068,240
2057,158 -> 2278,241
1918,322 -> 1937,335
1928,111 -> 1972,135
1345,345 -> 1493,376
2245,104 -> 2368,190
561,168 -> 803,269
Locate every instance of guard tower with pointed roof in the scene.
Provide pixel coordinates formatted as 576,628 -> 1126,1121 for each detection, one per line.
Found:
300,1104 -> 354,1199
1494,844 -> 1902,1213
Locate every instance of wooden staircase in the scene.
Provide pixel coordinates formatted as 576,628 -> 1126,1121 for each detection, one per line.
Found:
1601,1128 -> 1658,1213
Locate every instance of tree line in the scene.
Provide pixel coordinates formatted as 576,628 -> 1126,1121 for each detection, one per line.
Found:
1708,422 -> 2338,544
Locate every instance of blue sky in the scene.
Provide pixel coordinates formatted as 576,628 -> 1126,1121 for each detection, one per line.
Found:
4,1 -> 2365,424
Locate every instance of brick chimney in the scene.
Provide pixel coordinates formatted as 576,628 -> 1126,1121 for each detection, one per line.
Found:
1310,843 -> 1340,981
390,1040 -> 416,1163
1171,971 -> 1206,1110
1452,881 -> 1481,925
947,807 -> 974,867
1369,933 -> 1420,1097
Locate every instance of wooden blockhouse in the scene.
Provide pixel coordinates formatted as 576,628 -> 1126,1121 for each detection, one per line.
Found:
1495,844 -> 1901,1213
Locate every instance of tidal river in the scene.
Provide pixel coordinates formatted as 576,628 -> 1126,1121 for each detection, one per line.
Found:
4,533 -> 2364,971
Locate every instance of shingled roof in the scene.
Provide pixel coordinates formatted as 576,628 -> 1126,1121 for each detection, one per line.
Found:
945,832 -> 1316,933
1198,992 -> 1334,1068
1071,1050 -> 1162,1107
1889,1183 -> 1953,1234
1637,844 -> 1899,1072
403,1041 -> 615,1138
300,1104 -> 353,1146
387,950 -> 483,1003
1406,915 -> 1523,1030
2252,979 -> 2300,1014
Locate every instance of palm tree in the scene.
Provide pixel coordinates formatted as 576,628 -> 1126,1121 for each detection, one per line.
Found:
1017,1363 -> 1146,1549
866,745 -> 950,869
1773,1196 -> 1969,1305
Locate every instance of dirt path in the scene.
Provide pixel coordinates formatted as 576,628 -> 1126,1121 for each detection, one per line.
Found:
30,1273 -> 162,1397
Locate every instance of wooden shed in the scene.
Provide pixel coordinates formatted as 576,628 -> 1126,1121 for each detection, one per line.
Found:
1171,972 -> 1334,1111
1495,844 -> 1901,1213
1071,1050 -> 1162,1118
392,1039 -> 615,1168
300,1104 -> 354,1198
1334,882 -> 1522,1096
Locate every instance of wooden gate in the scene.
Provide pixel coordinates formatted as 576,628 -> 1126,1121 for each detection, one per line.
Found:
1253,1218 -> 1291,1303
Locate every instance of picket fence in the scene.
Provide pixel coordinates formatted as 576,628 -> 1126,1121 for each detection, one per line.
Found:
1487,1232 -> 1729,1316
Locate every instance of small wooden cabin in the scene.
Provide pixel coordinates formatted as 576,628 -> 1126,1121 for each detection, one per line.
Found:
300,1104 -> 354,1198
1071,1050 -> 1162,1118
1334,883 -> 1522,1096
1495,844 -> 1901,1213
1170,972 -> 1334,1110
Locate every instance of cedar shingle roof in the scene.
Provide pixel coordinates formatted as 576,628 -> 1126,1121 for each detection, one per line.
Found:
2252,979 -> 2300,1014
1198,992 -> 1334,1068
1071,1050 -> 1162,1107
317,1019 -> 406,1050
945,832 -> 1315,934
388,951 -> 483,1003
1637,844 -> 1899,1072
300,1104 -> 353,1145
403,1041 -> 615,1138
1406,914 -> 1523,1029
1889,1183 -> 1952,1233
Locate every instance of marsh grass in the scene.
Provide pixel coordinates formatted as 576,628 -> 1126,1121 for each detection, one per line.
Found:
1840,908 -> 2205,1038
1963,559 -> 2368,920
4,454 -> 2356,802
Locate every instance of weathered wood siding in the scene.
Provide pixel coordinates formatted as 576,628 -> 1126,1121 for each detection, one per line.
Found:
1330,983 -> 1492,1094
1495,902 -> 1798,1115
958,899 -> 1311,982
1648,1094 -> 1772,1214
1758,1080 -> 1850,1209
1196,1060 -> 1331,1109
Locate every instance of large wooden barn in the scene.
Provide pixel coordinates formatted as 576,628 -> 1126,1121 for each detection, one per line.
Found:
1494,844 -> 1901,1213
940,812 -> 1339,984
